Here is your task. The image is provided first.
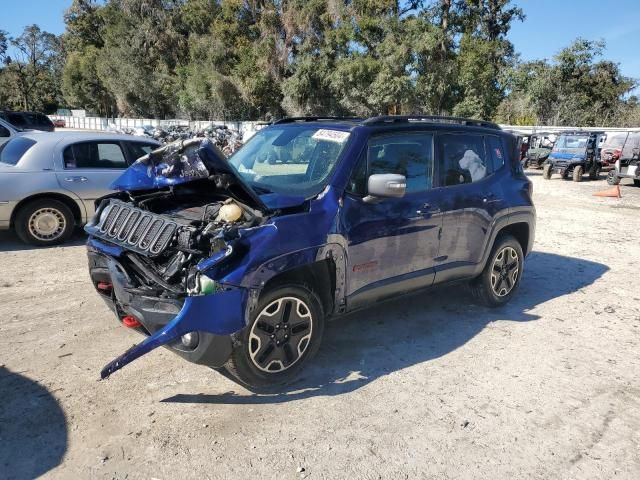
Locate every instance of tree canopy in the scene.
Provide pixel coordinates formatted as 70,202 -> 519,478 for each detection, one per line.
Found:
0,0 -> 637,126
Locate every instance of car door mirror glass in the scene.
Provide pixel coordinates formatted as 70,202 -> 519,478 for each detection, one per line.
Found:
365,174 -> 406,202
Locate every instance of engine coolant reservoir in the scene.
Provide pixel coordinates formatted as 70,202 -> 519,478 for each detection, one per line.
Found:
216,202 -> 243,223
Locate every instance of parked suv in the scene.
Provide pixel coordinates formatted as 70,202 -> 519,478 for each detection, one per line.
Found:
85,116 -> 536,389
543,131 -> 605,182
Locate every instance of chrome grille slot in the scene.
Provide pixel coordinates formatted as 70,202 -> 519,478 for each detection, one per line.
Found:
118,210 -> 140,241
86,199 -> 178,257
99,204 -> 120,233
139,219 -> 164,250
128,215 -> 151,245
109,207 -> 130,236
150,223 -> 177,255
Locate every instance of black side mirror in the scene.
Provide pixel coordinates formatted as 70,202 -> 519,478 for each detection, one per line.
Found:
364,174 -> 406,203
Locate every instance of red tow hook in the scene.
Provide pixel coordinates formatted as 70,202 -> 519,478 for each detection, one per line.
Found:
121,315 -> 142,328
96,281 -> 112,292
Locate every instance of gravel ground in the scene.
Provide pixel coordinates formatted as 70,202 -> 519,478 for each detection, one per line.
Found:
1,173 -> 639,480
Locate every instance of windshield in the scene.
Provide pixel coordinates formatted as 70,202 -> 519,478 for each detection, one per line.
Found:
602,133 -> 627,149
553,135 -> 590,152
228,125 -> 351,197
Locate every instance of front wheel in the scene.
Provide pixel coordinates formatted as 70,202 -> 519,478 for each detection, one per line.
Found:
543,164 -> 552,179
634,179 -> 640,188
573,165 -> 584,182
470,235 -> 524,307
224,285 -> 325,390
607,170 -> 620,185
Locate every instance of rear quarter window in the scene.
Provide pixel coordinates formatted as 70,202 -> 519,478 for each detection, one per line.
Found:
0,137 -> 37,165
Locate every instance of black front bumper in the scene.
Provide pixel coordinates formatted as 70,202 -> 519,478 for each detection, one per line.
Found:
87,247 -> 232,368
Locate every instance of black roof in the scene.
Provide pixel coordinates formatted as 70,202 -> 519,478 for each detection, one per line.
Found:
274,115 -> 501,130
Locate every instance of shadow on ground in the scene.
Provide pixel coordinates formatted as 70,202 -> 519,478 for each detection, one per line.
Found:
0,367 -> 67,479
0,229 -> 86,252
162,251 -> 608,405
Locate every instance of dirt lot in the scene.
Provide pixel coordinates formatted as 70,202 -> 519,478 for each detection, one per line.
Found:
1,173 -> 640,480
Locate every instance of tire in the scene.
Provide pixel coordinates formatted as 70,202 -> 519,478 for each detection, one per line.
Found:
572,165 -> 584,182
470,234 -> 524,308
634,179 -> 640,188
523,159 -> 529,169
224,285 -> 325,390
543,164 -> 552,180
607,170 -> 620,185
14,198 -> 75,246
589,165 -> 599,180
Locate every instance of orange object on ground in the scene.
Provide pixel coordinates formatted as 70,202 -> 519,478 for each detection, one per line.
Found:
593,185 -> 621,198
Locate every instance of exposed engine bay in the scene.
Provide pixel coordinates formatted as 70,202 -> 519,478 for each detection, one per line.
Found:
85,139 -> 266,299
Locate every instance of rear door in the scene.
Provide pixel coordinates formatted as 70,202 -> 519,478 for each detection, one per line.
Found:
55,141 -> 129,218
433,132 -> 508,283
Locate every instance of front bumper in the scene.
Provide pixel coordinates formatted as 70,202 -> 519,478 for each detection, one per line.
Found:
88,240 -> 248,378
0,200 -> 16,229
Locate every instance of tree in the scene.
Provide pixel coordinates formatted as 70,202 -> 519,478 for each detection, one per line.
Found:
3,25 -> 60,112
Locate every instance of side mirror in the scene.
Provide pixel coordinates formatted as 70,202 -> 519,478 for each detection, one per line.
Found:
364,174 -> 406,202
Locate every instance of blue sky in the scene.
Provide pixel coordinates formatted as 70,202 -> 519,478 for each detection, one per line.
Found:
3,0 -> 640,84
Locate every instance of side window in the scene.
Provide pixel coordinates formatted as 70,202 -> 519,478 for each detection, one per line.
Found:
368,133 -> 433,193
486,135 -> 505,172
438,134 -> 488,186
64,142 -> 127,169
127,142 -> 157,162
0,125 -> 9,138
346,149 -> 368,196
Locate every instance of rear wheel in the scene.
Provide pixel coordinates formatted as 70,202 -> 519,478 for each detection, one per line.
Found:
607,170 -> 620,185
573,165 -> 584,182
543,164 -> 552,180
589,164 -> 599,180
471,234 -> 524,307
224,285 -> 325,390
14,198 -> 75,246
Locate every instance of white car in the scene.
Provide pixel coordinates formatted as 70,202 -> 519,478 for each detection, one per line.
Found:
0,132 -> 160,245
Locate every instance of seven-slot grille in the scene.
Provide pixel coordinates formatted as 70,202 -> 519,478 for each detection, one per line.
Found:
87,200 -> 178,256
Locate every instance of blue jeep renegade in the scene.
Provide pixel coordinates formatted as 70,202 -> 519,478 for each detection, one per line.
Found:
86,115 -> 536,389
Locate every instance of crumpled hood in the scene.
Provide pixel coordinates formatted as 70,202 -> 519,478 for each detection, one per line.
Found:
111,138 -> 270,211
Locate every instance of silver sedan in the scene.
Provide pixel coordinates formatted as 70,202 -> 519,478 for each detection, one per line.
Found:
0,132 -> 160,245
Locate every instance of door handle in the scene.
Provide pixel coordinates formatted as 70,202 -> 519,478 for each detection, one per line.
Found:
417,203 -> 441,215
64,176 -> 88,182
482,193 -> 500,204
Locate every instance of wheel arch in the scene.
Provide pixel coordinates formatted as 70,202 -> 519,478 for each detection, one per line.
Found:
245,244 -> 347,318
261,259 -> 338,317
10,193 -> 84,228
497,222 -> 530,256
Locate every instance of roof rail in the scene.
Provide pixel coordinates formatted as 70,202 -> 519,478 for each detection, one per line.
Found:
363,115 -> 501,130
273,116 -> 363,124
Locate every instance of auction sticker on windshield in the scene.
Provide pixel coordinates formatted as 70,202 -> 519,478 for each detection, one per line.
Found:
312,129 -> 350,143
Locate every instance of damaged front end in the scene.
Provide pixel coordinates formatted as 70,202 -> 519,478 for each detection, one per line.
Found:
86,139 -> 266,379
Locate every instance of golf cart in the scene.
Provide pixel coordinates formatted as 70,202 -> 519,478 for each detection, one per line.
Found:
606,131 -> 640,187
523,132 -> 556,169
543,131 -> 605,182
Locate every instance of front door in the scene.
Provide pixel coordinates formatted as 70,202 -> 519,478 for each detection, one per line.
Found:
341,132 -> 443,308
